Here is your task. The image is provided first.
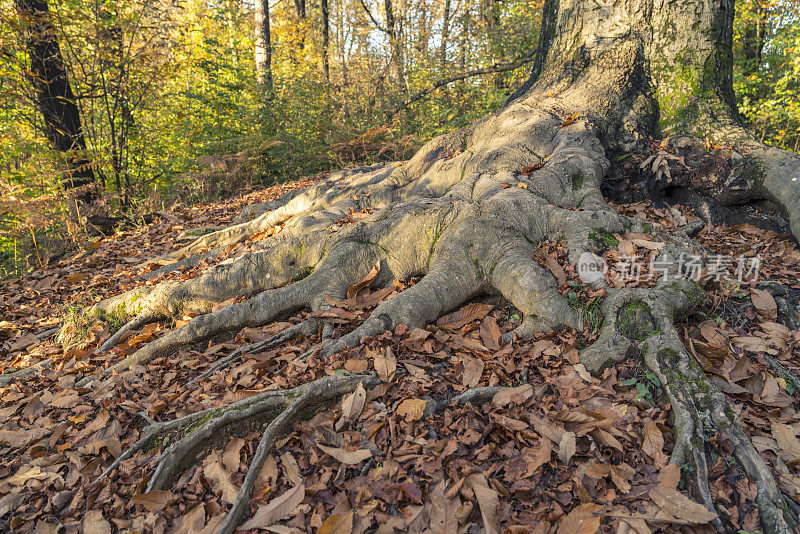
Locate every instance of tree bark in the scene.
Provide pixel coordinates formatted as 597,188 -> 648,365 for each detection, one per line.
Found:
438,0 -> 450,73
15,0 -> 95,192
294,0 -> 306,19
384,0 -> 406,93
254,0 -> 273,91
321,0 -> 330,82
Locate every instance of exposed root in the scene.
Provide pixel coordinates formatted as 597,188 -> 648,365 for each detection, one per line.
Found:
42,38 -> 800,532
0,357 -> 54,387
101,374 -> 379,533
186,319 -> 319,385
581,272 -> 798,533
97,313 -> 156,353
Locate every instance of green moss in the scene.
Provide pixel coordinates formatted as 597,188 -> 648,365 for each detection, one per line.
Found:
589,228 -> 618,249
572,174 -> 583,190
616,300 -> 659,340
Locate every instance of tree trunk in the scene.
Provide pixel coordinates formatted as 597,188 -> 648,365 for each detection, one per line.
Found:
254,0 -> 273,91
15,0 -> 95,192
321,0 -> 330,82
294,0 -> 306,18
438,0 -> 450,73
384,0 -> 406,93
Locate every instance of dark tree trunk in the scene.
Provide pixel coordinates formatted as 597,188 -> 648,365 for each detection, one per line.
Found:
15,0 -> 95,192
294,0 -> 306,19
438,0 -> 450,73
321,0 -> 330,82
255,0 -> 273,91
384,0 -> 406,93
741,0 -> 765,78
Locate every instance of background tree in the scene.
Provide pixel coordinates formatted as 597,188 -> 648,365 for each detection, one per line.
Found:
255,0 -> 273,90
14,0 -> 95,192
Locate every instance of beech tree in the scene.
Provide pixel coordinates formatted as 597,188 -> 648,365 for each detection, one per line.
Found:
37,0 -> 800,532
255,0 -> 273,90
15,0 -> 95,192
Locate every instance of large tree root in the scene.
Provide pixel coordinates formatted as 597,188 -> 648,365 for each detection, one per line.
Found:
47,29 -> 800,531
103,372 -> 513,533
582,276 -> 798,533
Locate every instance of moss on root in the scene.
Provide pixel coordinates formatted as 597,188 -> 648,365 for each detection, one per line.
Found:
616,299 -> 660,340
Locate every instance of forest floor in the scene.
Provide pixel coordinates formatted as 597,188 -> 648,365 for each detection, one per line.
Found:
2,174 -> 800,534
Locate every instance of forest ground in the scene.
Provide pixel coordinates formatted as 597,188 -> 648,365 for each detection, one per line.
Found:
2,172 -> 800,533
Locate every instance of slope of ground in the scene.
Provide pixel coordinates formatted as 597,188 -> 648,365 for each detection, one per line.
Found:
1,174 -> 800,533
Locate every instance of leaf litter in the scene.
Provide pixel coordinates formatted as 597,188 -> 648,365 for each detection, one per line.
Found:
0,184 -> 799,533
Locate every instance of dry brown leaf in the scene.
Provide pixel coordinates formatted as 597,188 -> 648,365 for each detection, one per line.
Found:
316,443 -> 372,465
771,422 -> 800,462
347,261 -> 381,299
751,288 -> 778,321
203,453 -> 239,504
558,431 -> 576,464
461,355 -> 484,387
656,463 -> 681,491
523,439 -> 553,476
642,421 -> 666,467
240,484 -> 305,530
82,510 -> 111,534
492,384 -> 533,407
732,336 -> 769,353
397,398 -> 427,421
557,503 -> 602,534
374,347 -> 397,382
131,490 -> 175,512
479,317 -> 502,351
341,382 -> 366,420
437,303 -> 494,330
317,511 -> 354,534
223,437 -> 246,473
649,486 -> 717,524
467,473 -> 499,534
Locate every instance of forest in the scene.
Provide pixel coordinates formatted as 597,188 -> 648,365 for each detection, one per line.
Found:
2,0 -> 800,532
0,0 -> 797,272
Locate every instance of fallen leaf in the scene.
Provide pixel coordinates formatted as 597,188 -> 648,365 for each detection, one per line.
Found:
240,484 -> 305,530
437,303 -> 494,330
82,510 -> 111,534
751,288 -> 778,321
557,503 -> 602,534
203,453 -> 240,504
223,437 -> 246,473
461,355 -> 484,387
649,486 -> 717,524
341,382 -> 366,420
374,347 -> 396,382
642,421 -> 666,467
558,431 -> 576,464
492,384 -> 533,407
772,422 -> 800,463
131,490 -> 175,512
397,398 -> 427,421
467,473 -> 499,534
316,443 -> 372,465
317,510 -> 354,534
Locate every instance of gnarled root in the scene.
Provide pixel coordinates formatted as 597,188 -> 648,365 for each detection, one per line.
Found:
101,374 -> 380,534
582,276 -> 798,534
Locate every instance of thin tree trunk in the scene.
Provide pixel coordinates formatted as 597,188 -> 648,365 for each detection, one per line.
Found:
15,0 -> 95,192
294,0 -> 306,18
321,0 -> 330,82
439,0 -> 450,73
255,0 -> 273,91
384,0 -> 406,94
